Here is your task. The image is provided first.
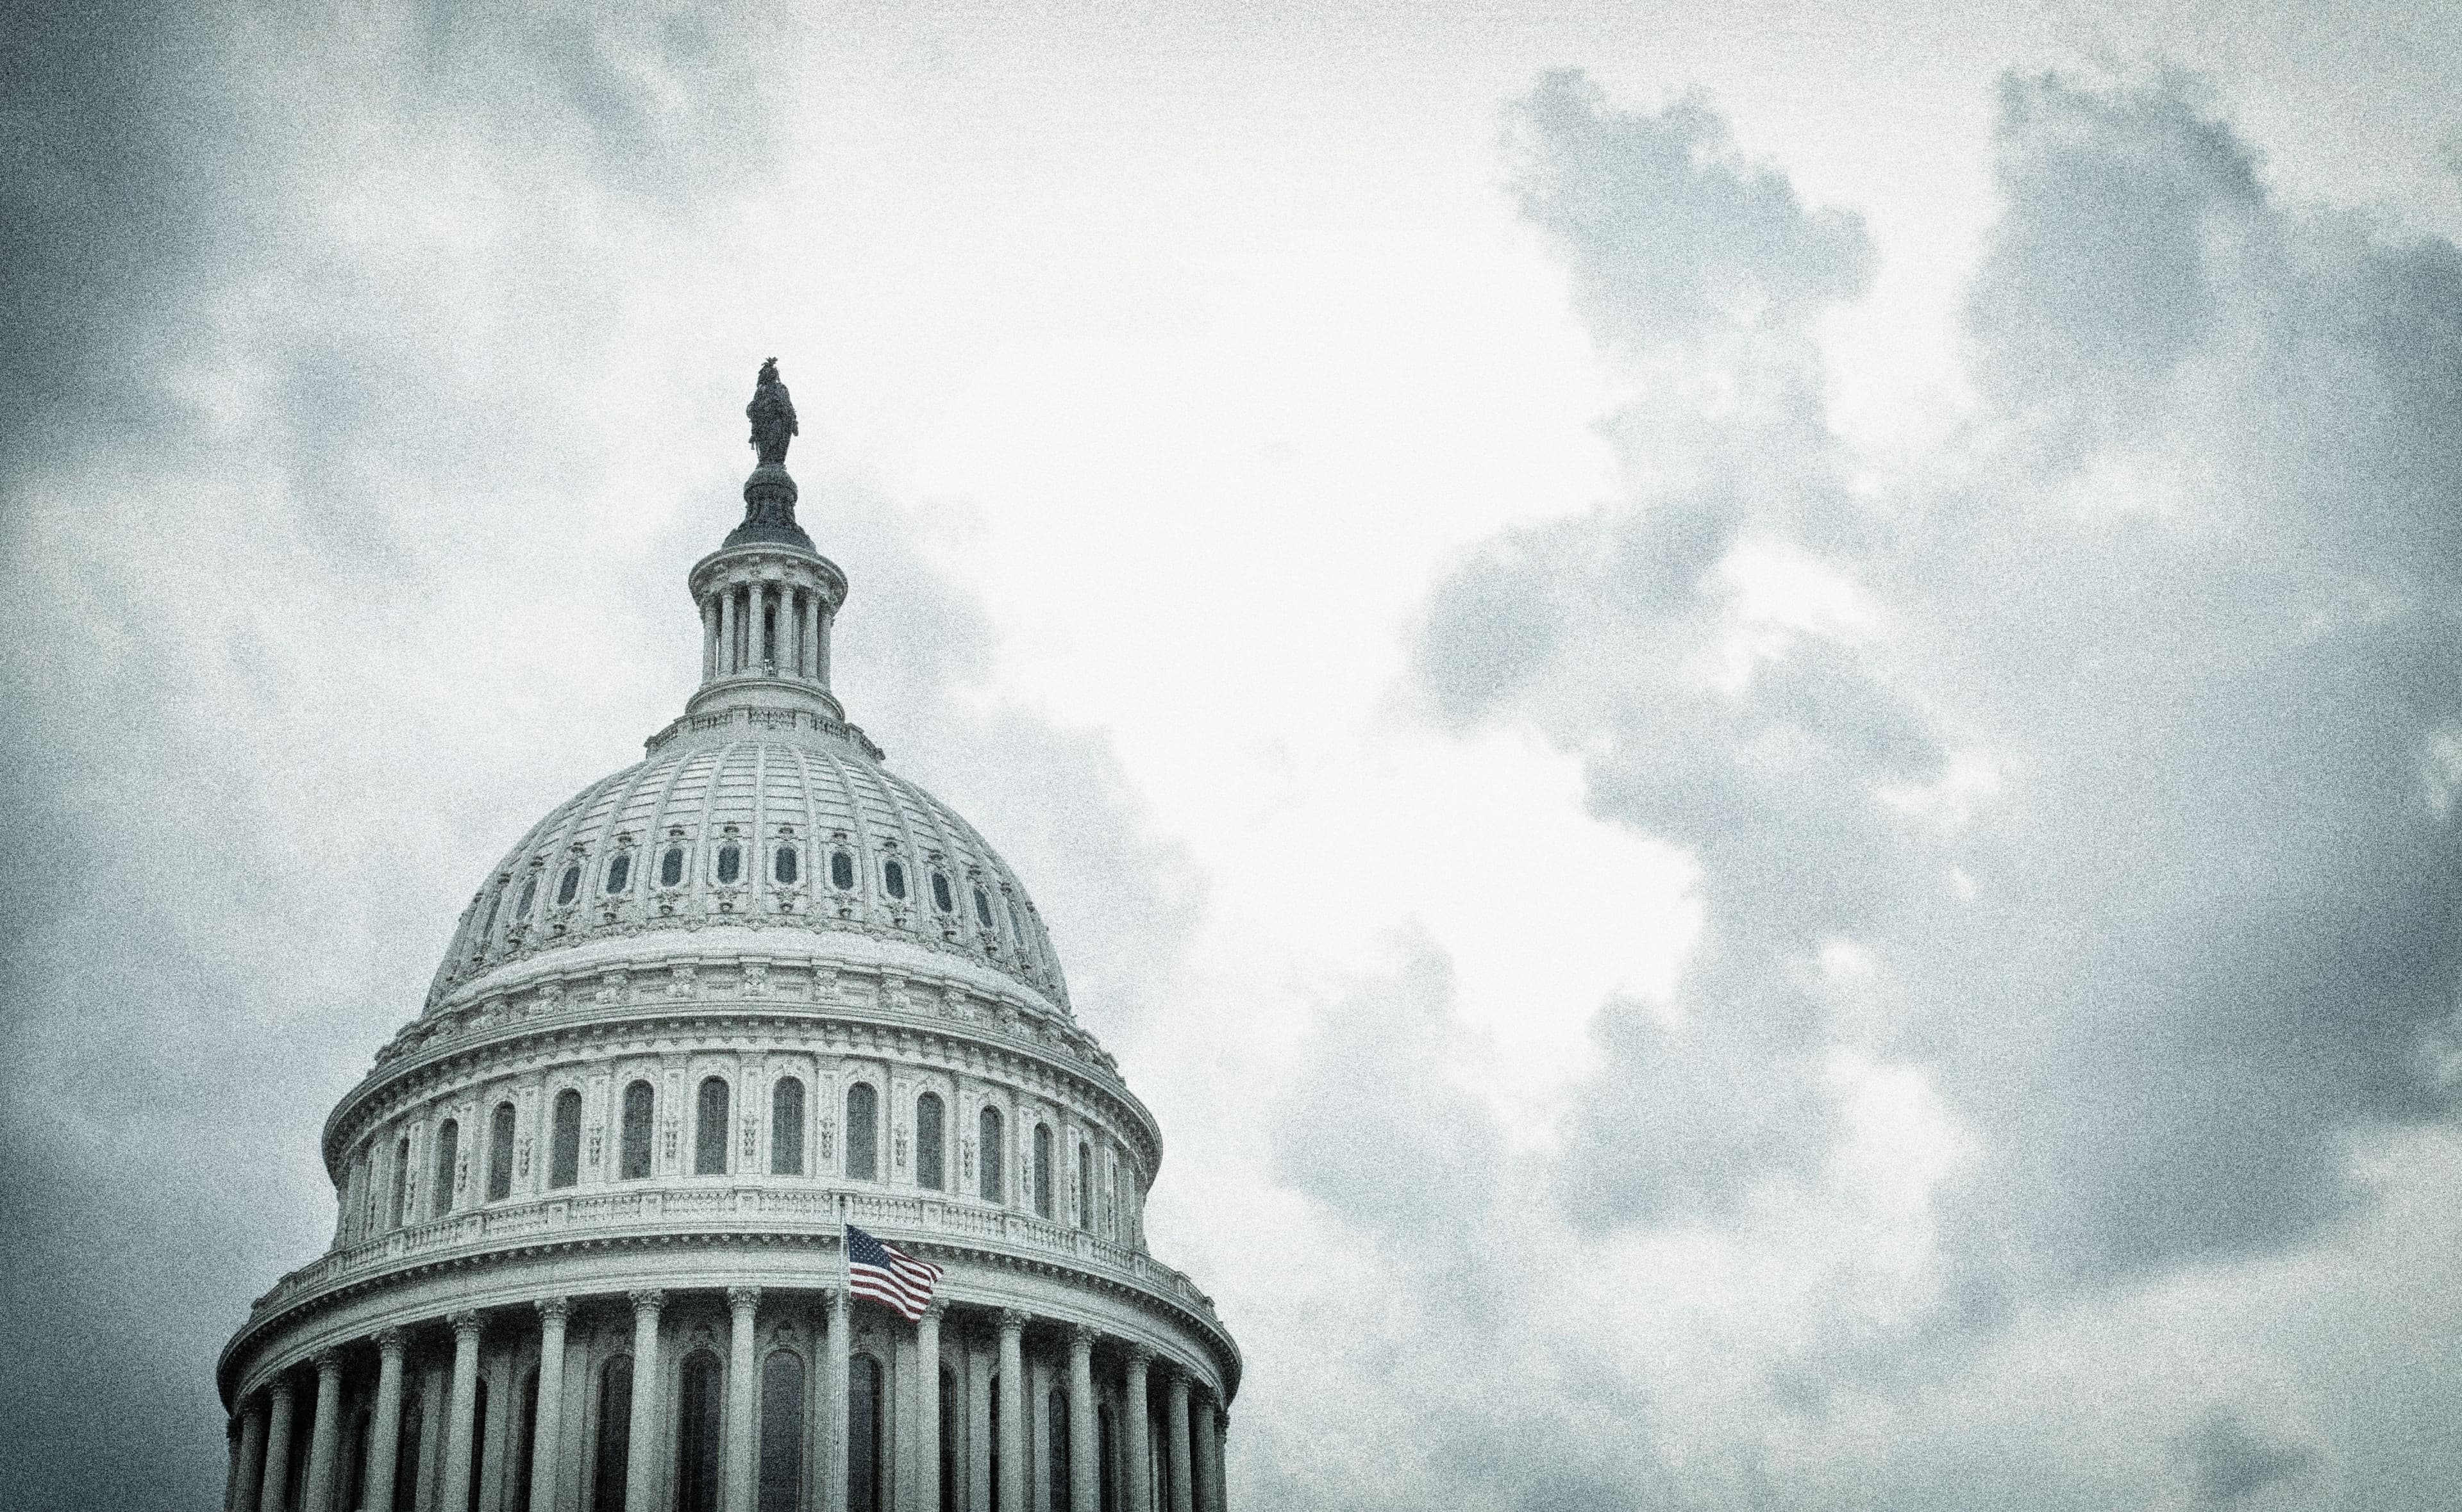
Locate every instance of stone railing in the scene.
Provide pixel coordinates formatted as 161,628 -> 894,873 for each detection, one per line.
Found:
249,1177 -> 1220,1333
644,704 -> 884,761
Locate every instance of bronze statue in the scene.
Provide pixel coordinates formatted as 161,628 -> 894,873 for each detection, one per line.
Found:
747,357 -> 799,467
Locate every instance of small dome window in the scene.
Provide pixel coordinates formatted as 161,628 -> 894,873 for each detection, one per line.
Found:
830,851 -> 855,890
930,872 -> 954,914
774,845 -> 798,885
660,846 -> 685,887
605,852 -> 630,894
883,860 -> 907,900
517,875 -> 537,917
972,886 -> 993,929
480,888 -> 502,936
717,843 -> 742,884
557,864 -> 580,906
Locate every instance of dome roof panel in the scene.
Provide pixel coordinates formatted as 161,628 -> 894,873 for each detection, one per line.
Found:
427,734 -> 1069,1013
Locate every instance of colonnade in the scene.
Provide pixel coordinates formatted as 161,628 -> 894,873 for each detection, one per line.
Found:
702,581 -> 832,686
226,1285 -> 1230,1512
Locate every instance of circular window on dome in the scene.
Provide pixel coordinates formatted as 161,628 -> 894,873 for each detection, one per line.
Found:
717,843 -> 742,885
557,864 -> 580,906
660,846 -> 685,888
830,850 -> 855,890
775,845 -> 798,885
517,875 -> 537,917
972,886 -> 993,929
930,872 -> 954,914
882,859 -> 907,900
605,852 -> 631,894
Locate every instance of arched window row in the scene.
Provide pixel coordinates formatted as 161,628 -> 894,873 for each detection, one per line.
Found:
347,1074 -> 1145,1242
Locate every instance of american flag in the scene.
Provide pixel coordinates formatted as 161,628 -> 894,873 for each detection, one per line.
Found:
845,1224 -> 943,1321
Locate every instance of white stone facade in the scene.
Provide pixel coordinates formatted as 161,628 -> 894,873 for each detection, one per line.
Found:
219,435 -> 1237,1512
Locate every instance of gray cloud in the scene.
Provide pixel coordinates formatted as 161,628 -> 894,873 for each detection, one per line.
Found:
2179,1411 -> 2318,1506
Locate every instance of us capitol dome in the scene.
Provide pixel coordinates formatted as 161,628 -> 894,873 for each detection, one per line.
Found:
219,361 -> 1240,1512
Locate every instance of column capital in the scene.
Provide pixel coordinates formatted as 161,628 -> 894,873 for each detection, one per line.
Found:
919,1299 -> 948,1322
727,1286 -> 762,1313
448,1309 -> 485,1338
311,1348 -> 344,1374
535,1297 -> 572,1325
1123,1344 -> 1155,1369
1068,1322 -> 1098,1354
628,1288 -> 667,1315
374,1327 -> 406,1358
997,1308 -> 1030,1335
267,1375 -> 296,1402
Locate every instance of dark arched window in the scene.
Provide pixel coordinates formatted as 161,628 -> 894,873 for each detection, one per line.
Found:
605,852 -> 631,894
592,1356 -> 632,1512
557,864 -> 581,906
939,1367 -> 959,1512
487,1101 -> 517,1202
464,1375 -> 489,1512
517,875 -> 537,918
1075,1142 -> 1092,1231
846,1083 -> 878,1181
758,1351 -> 805,1512
974,887 -> 994,929
931,872 -> 955,913
771,1077 -> 805,1176
549,1089 -> 582,1188
1048,1385 -> 1072,1512
979,1106 -> 1005,1203
660,847 -> 685,887
431,1119 -> 458,1217
1033,1125 -> 1053,1220
830,851 -> 855,890
675,1350 -> 723,1512
621,1081 -> 655,1180
1097,1405 -> 1118,1512
882,860 -> 907,901
389,1136 -> 410,1230
480,888 -> 503,938
717,844 -> 742,885
696,1077 -> 730,1176
916,1093 -> 945,1190
392,1390 -> 423,1512
510,1369 -> 539,1512
847,1354 -> 883,1512
775,845 -> 798,885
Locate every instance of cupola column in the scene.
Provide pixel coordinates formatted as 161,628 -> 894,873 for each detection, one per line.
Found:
365,1329 -> 407,1512
997,1311 -> 1028,1512
915,1303 -> 945,1512
1193,1398 -> 1221,1512
1066,1328 -> 1098,1512
803,590 -> 822,682
261,1377 -> 297,1512
231,1394 -> 269,1512
528,1300 -> 571,1512
1164,1372 -> 1193,1512
300,1351 -> 345,1512
702,597 -> 720,682
1122,1350 -> 1152,1512
717,588 -> 738,677
439,1313 -> 485,1512
624,1291 -> 667,1512
724,1288 -> 762,1512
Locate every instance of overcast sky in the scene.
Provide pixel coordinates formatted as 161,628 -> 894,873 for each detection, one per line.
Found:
7,3 -> 2462,1509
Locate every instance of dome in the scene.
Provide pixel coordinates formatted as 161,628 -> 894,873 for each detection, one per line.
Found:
426,729 -> 1071,1017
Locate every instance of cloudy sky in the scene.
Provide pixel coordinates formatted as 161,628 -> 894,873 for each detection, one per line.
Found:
7,2 -> 2462,1509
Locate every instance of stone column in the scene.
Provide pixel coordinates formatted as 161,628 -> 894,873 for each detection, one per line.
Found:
624,1291 -> 666,1512
821,1288 -> 848,1512
1192,1401 -> 1221,1512
225,1415 -> 246,1512
702,596 -> 720,683
966,1331 -> 992,1512
364,1331 -> 408,1512
914,1304 -> 944,1512
1163,1374 -> 1191,1512
231,1395 -> 269,1512
262,1378 -> 297,1512
817,608 -> 833,689
725,1288 -> 761,1512
1066,1329 -> 1097,1512
997,1313 -> 1026,1512
801,592 -> 821,681
440,1313 -> 485,1512
530,1301 -> 570,1512
1121,1352 -> 1151,1512
301,1352 -> 345,1512
718,586 -> 738,677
